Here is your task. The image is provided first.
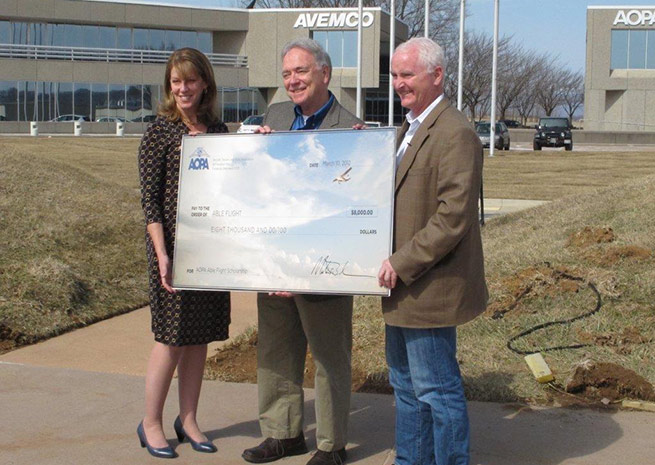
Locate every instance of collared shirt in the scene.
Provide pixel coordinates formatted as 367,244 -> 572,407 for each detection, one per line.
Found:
290,92 -> 335,130
396,94 -> 444,169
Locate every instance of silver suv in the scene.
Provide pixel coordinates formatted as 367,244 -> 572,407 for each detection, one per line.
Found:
475,121 -> 510,150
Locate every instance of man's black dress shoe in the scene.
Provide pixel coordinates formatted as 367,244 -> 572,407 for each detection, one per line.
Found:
306,448 -> 347,465
137,421 -> 177,459
173,416 -> 217,453
242,435 -> 308,463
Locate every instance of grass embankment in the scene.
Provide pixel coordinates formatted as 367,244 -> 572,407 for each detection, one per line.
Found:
208,151 -> 655,404
0,138 -> 147,351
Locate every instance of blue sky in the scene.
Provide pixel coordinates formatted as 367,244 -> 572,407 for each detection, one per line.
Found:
101,0 -> 655,72
466,1 -> 655,72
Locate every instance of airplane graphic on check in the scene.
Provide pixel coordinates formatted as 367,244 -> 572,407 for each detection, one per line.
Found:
333,167 -> 352,183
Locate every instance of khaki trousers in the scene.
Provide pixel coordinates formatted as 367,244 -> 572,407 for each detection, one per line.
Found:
256,293 -> 353,452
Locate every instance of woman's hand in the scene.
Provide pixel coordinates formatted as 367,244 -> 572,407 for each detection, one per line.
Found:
158,254 -> 176,294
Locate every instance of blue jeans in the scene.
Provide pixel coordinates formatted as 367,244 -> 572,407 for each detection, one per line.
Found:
385,325 -> 469,465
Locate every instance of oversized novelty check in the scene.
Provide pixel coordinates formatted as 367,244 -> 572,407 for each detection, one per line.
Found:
172,128 -> 396,296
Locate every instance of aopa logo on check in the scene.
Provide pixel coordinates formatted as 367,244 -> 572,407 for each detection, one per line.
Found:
188,147 -> 210,170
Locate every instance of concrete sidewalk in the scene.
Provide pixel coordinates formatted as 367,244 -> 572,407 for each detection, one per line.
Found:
2,361 -> 655,465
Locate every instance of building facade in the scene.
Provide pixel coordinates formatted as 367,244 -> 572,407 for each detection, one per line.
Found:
585,6 -> 655,131
0,0 -> 407,128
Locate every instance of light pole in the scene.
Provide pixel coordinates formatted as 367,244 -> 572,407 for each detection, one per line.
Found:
489,0 -> 499,157
356,0 -> 363,119
457,0 -> 465,111
388,0 -> 395,127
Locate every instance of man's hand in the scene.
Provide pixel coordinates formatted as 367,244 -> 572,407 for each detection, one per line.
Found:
268,291 -> 294,298
255,125 -> 273,134
378,259 -> 398,289
352,123 -> 366,130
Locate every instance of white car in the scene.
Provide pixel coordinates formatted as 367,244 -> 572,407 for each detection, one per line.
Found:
364,121 -> 382,128
237,114 -> 264,133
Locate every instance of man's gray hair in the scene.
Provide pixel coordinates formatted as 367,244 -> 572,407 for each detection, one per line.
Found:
395,37 -> 445,73
281,38 -> 332,75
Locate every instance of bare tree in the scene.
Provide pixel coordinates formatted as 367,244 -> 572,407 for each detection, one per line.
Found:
561,71 -> 584,123
535,64 -> 572,116
496,44 -> 541,121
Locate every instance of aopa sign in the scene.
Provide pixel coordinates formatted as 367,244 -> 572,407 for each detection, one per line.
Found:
293,12 -> 375,29
613,10 -> 655,26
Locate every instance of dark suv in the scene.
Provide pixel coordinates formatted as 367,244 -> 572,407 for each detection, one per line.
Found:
533,117 -> 573,151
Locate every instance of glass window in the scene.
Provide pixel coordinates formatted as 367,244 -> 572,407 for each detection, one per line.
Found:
342,31 -> 357,67
134,28 -> 148,50
65,25 -> 84,47
611,30 -> 628,70
53,82 -> 74,119
29,23 -> 50,46
150,29 -> 165,51
326,31 -> 343,67
109,84 -> 126,120
313,31 -> 327,52
40,81 -> 58,121
52,24 -> 65,47
117,27 -> 131,49
143,84 -> 158,112
0,81 -> 19,121
197,32 -> 212,53
18,81 -> 38,121
98,27 -> 116,49
180,31 -> 196,49
221,88 -> 238,122
126,84 -> 143,120
629,30 -> 647,69
90,83 -> 108,121
165,30 -> 180,51
13,22 -> 28,45
648,31 -> 655,69
74,83 -> 91,120
82,26 -> 99,48
0,21 -> 10,44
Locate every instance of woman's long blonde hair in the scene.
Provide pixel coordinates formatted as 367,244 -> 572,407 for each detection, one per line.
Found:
159,48 -> 220,125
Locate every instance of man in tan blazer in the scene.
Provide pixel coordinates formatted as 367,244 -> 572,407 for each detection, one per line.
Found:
242,38 -> 363,465
378,38 -> 488,465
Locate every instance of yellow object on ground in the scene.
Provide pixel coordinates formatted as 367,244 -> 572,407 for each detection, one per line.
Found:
524,353 -> 555,383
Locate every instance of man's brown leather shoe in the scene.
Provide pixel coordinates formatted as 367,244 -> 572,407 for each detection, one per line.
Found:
306,448 -> 347,465
242,435 -> 308,463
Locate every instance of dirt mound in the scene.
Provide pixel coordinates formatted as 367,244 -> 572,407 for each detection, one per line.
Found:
566,361 -> 655,402
487,264 -> 584,319
568,227 -> 615,248
566,226 -> 652,266
582,245 -> 653,267
205,331 -> 392,394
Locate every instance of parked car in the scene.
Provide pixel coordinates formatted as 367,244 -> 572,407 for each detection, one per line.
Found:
237,114 -> 264,133
95,116 -> 126,122
501,119 -> 521,128
364,121 -> 382,128
533,117 -> 573,151
131,114 -> 157,122
475,121 -> 510,150
49,114 -> 90,122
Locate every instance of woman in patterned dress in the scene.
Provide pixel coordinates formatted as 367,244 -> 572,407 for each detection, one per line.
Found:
137,48 -> 230,458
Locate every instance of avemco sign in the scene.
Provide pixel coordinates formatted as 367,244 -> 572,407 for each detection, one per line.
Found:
614,10 -> 655,26
294,12 -> 374,29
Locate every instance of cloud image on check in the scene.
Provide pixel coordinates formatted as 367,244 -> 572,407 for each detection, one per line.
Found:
173,128 -> 396,295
